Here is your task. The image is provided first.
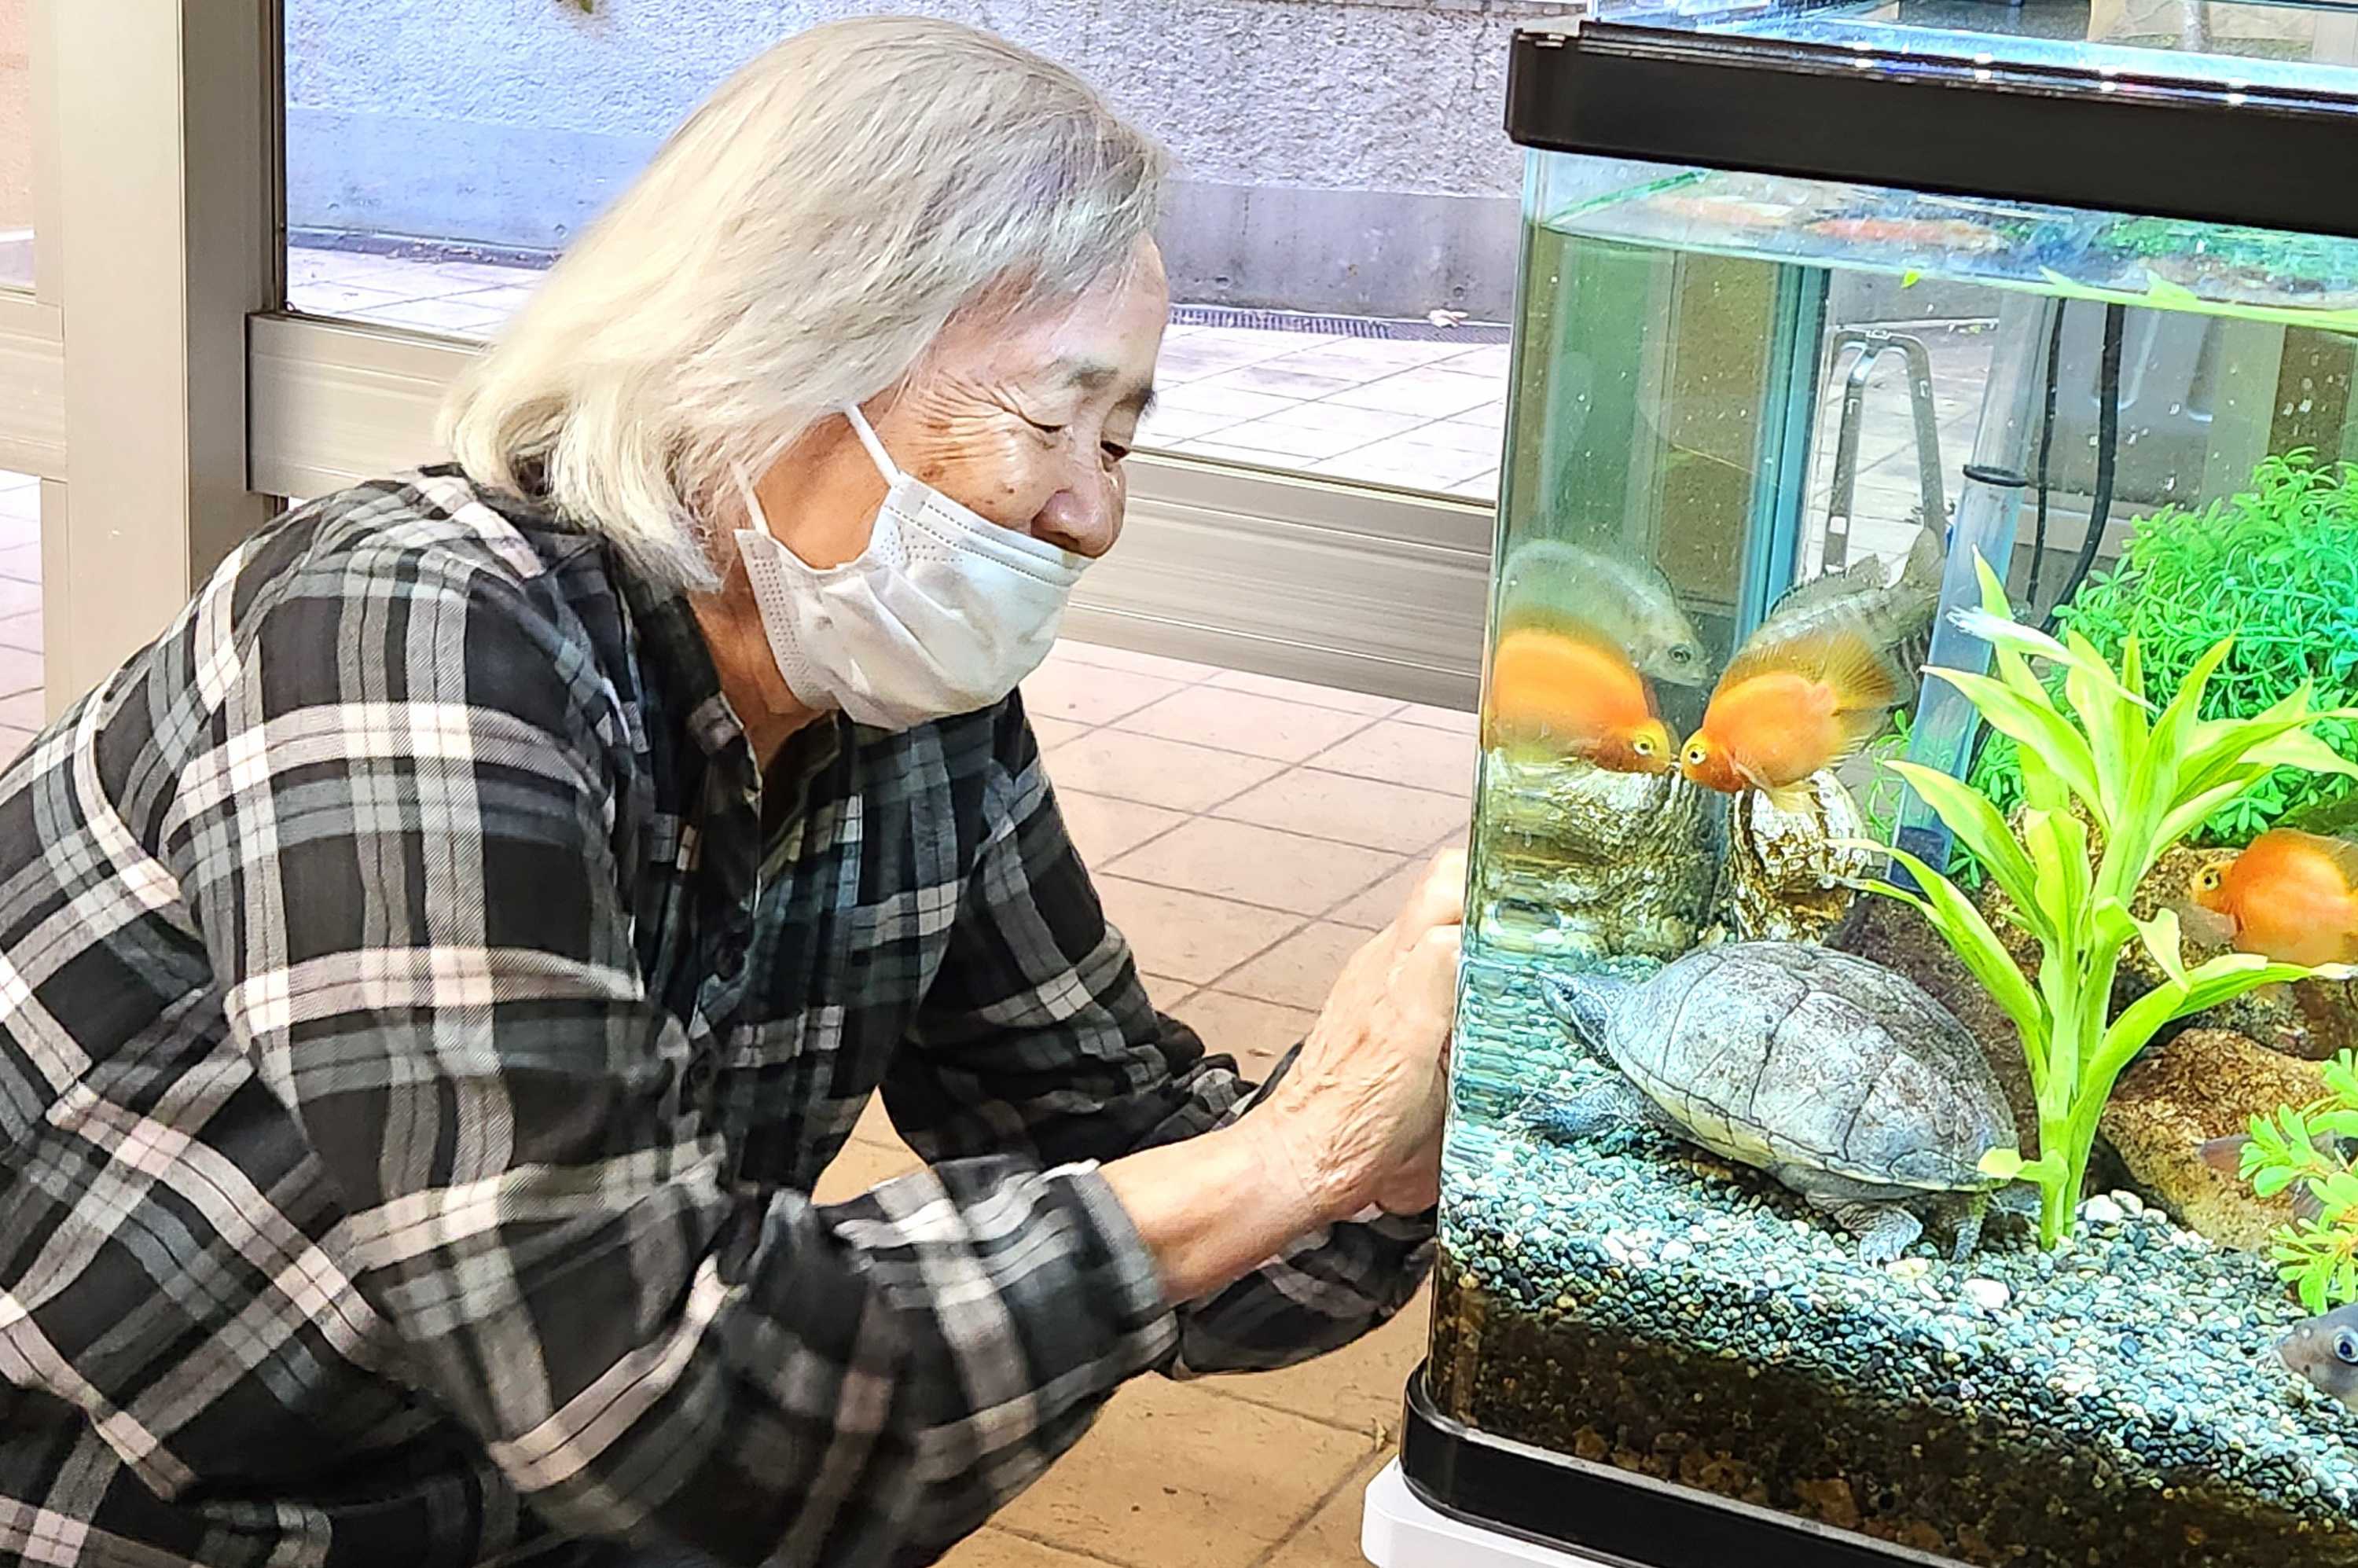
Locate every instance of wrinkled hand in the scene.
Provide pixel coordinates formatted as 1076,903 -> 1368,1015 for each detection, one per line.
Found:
1259,847 -> 1465,1224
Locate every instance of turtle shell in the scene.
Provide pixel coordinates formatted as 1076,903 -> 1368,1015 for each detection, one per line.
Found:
1604,941 -> 2018,1192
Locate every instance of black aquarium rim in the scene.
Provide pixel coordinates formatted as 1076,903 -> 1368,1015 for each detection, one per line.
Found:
1398,1365 -> 1973,1568
1506,19 -> 2358,244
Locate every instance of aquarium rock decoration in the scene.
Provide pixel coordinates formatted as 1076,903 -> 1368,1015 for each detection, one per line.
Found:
1706,770 -> 1876,946
2101,1029 -> 2326,1254
1532,942 -> 2026,1263
1475,751 -> 1713,960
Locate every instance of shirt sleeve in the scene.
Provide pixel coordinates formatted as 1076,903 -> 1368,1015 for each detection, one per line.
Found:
892,696 -> 1436,1379
167,548 -> 1181,1567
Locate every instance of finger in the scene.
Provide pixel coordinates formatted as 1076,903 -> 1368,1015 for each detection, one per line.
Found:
1393,846 -> 1467,940
1390,926 -> 1463,1036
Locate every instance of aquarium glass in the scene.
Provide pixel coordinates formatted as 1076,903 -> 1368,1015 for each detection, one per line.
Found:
1437,127 -> 2358,1566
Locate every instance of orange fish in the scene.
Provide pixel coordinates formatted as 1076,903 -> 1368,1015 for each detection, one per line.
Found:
2190,828 -> 2358,968
1677,624 -> 1902,807
1485,622 -> 1674,775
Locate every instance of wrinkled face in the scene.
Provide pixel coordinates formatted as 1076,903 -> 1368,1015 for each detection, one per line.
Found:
789,236 -> 1168,571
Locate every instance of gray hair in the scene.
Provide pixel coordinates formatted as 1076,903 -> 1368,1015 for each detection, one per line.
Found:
439,15 -> 1170,591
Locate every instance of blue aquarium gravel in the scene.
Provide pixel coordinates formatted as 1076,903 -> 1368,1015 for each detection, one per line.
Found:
1432,951 -> 2358,1567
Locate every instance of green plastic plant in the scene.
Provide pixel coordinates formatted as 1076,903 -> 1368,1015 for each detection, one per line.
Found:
1971,451 -> 2358,848
1849,554 -> 2358,1247
2232,1052 -> 2358,1313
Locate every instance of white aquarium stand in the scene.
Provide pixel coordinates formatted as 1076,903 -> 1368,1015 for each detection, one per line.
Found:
1361,1460 -> 1610,1568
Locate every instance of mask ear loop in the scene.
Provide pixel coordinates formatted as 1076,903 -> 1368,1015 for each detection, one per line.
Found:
841,404 -> 905,486
729,463 -> 771,541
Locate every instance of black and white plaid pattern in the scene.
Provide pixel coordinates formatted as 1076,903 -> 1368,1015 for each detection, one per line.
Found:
0,469 -> 1433,1568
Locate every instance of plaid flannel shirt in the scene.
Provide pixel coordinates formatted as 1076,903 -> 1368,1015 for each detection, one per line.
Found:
0,469 -> 1434,1568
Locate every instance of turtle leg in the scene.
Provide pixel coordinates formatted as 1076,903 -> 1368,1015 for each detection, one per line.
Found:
1945,1192 -> 1991,1263
1795,1183 -> 1926,1265
1522,1077 -> 1671,1144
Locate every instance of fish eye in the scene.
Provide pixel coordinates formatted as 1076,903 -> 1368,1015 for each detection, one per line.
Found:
1683,743 -> 1707,764
1669,645 -> 1695,666
2336,1331 -> 2358,1365
2198,868 -> 2220,890
1631,737 -> 1656,756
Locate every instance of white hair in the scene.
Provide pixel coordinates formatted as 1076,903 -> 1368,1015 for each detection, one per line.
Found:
439,15 -> 1170,592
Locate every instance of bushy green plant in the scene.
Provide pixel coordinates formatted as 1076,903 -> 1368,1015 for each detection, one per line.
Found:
2233,1052 -> 2358,1313
1849,556 -> 2358,1247
1971,451 -> 2358,848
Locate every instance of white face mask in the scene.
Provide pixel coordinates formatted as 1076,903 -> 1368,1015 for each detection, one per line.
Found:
730,405 -> 1090,731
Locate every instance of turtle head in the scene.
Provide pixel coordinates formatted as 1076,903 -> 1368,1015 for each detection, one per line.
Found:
1540,970 -> 1631,1061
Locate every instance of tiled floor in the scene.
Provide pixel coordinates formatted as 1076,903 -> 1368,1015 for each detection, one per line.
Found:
286,246 -> 1511,504
820,636 -> 1478,1568
0,469 -> 41,755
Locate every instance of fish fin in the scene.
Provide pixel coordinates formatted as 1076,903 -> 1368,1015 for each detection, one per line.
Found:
2305,831 -> 2358,890
1761,777 -> 1820,814
1721,621 -> 1904,718
2198,1135 -> 2252,1181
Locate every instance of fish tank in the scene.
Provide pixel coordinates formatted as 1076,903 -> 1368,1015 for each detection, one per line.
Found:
1408,4 -> 2358,1566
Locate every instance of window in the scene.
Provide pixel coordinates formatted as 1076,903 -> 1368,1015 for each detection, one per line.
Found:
0,0 -> 32,291
281,0 -> 1532,502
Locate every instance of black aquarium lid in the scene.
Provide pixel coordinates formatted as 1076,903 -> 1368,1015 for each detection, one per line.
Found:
1507,0 -> 2358,241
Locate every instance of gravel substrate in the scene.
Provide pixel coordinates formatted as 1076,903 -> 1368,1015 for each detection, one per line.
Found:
1431,952 -> 2358,1568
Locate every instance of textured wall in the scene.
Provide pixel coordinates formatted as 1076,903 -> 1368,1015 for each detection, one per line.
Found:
0,0 -> 32,235
286,0 -> 1555,315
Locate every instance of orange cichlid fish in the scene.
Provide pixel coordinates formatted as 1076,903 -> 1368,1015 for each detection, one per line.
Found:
1485,623 -> 1675,775
2190,828 -> 2358,969
1677,622 -> 1902,808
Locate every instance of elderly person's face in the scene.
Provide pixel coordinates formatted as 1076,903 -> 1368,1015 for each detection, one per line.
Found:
791,236 -> 1167,571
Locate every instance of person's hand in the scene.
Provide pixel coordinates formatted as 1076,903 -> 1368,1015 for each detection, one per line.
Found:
1254,846 -> 1465,1225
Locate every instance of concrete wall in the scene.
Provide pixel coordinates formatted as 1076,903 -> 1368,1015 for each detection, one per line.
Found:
286,0 -> 1563,318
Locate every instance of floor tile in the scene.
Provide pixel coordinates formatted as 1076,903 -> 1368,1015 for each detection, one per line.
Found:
1203,667 -> 1400,716
850,1096 -> 902,1151
0,544 -> 37,586
0,612 -> 40,653
991,1377 -> 1372,1568
1151,383 -> 1302,423
1169,990 -> 1320,1081
1321,859 -> 1430,931
1115,687 -> 1376,766
1259,1452 -> 1394,1568
0,692 -> 42,730
808,1129 -> 923,1206
0,646 -> 42,700
1136,406 -> 1253,447
1212,769 -> 1466,854
1306,720 -> 1478,798
1159,442 -> 1312,475
0,727 -> 31,765
1050,639 -> 1220,685
1387,417 -> 1504,458
1030,716 -> 1090,754
0,581 -> 38,617
1312,446 -> 1494,493
1105,817 -> 1401,918
1320,366 -> 1501,419
1449,471 -> 1502,501
1139,972 -> 1197,1012
1205,921 -> 1370,1012
938,1529 -> 1115,1568
1219,1289 -> 1431,1438
1056,789 -> 1187,866
1093,877 -> 1304,986
1210,406 -> 1432,464
1046,730 -> 1287,813
1394,702 -> 1478,736
357,296 -> 508,336
1185,362 -> 1362,402
1019,659 -> 1188,727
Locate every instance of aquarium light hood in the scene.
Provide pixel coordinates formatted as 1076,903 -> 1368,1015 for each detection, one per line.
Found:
1507,10 -> 2358,242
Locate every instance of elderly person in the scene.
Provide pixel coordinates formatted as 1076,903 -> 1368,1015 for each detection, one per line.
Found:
0,17 -> 1460,1568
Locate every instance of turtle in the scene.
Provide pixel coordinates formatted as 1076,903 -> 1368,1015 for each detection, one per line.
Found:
1534,940 -> 2033,1264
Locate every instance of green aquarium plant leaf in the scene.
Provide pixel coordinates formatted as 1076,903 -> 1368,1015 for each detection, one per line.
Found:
2234,1052 -> 2358,1309
1870,555 -> 2352,1247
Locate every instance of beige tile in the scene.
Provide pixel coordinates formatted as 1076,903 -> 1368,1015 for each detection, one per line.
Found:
849,1096 -> 903,1151
1213,769 -> 1466,854
0,542 -> 41,586
994,1377 -> 1372,1568
0,646 -> 41,700
1210,407 -> 1431,464
1170,990 -> 1320,1080
1050,638 -> 1220,684
1215,1289 -> 1431,1438
1031,716 -> 1090,754
1097,877 -> 1304,986
1394,702 -> 1479,736
1322,859 -> 1428,931
1207,922 -> 1369,1012
1140,972 -> 1197,1012
1203,667 -> 1401,717
1049,730 -> 1287,813
938,1529 -> 1116,1568
0,612 -> 35,655
1261,1452 -> 1394,1568
1116,687 -> 1376,765
1020,660 -> 1188,727
1107,818 -> 1401,918
1320,366 -> 1501,419
0,581 -> 38,618
0,692 -> 41,730
809,1131 -> 924,1206
1306,720 -> 1478,798
1057,789 -> 1187,866
0,727 -> 31,765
